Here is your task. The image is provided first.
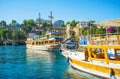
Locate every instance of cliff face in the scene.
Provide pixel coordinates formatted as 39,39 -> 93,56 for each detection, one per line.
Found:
66,23 -> 82,41
66,24 -> 72,39
73,27 -> 79,41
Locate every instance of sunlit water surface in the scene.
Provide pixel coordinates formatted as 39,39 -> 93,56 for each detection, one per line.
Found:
0,46 -> 102,79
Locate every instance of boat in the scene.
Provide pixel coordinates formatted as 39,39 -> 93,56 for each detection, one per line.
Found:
26,32 -> 64,51
68,19 -> 120,79
60,39 -> 77,57
68,35 -> 120,79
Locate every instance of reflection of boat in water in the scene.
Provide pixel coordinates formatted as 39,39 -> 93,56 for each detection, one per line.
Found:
65,65 -> 100,79
26,49 -> 54,62
26,32 -> 64,51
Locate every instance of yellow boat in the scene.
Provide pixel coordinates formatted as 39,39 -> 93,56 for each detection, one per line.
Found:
68,35 -> 120,79
68,19 -> 120,78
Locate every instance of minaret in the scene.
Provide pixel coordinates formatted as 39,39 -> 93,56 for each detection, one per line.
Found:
48,11 -> 54,27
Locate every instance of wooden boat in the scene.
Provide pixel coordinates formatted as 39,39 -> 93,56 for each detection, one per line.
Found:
68,19 -> 120,78
68,35 -> 120,79
26,32 -> 64,50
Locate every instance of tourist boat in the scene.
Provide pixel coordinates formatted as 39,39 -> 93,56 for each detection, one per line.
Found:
60,39 -> 77,57
68,35 -> 120,79
26,32 -> 64,50
67,18 -> 120,79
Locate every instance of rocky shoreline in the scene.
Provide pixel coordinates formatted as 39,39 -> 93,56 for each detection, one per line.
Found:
0,40 -> 26,46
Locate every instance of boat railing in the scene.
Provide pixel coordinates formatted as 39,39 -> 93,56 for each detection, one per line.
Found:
86,45 -> 120,64
89,35 -> 120,45
27,39 -> 62,45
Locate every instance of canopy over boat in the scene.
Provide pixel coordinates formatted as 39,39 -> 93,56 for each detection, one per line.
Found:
95,18 -> 120,27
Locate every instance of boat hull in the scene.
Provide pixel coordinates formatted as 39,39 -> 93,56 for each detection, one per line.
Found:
69,58 -> 120,79
26,44 -> 61,51
61,49 -> 70,57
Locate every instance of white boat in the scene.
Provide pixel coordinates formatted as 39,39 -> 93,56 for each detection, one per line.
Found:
60,39 -> 77,57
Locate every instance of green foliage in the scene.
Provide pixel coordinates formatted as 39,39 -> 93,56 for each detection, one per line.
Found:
0,28 -> 9,40
66,21 -> 70,25
22,19 -> 36,27
41,31 -> 46,37
6,31 -> 12,40
0,20 -> 6,26
11,20 -> 17,26
61,24 -> 66,27
0,28 -> 26,41
46,24 -> 51,29
66,20 -> 78,27
12,30 -> 26,41
83,28 -> 90,36
23,20 -> 27,26
70,20 -> 78,27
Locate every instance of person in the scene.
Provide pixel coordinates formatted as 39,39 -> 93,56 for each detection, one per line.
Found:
84,47 -> 88,61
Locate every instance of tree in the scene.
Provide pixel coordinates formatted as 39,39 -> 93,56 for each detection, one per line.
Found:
66,21 -> 70,25
0,20 -> 6,26
0,28 -> 8,40
61,24 -> 66,27
6,31 -> 12,40
11,20 -> 17,26
23,20 -> 27,26
26,19 -> 36,26
70,20 -> 78,27
41,31 -> 46,37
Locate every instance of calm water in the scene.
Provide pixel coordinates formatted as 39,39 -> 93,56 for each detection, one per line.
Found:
0,46 -> 101,79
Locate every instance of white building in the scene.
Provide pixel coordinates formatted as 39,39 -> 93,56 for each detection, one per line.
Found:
28,33 -> 39,39
79,21 -> 89,28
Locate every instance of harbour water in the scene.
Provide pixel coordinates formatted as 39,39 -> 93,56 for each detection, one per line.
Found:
0,46 -> 102,79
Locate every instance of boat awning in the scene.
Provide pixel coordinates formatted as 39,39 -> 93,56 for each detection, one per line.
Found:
48,37 -> 64,41
95,19 -> 120,27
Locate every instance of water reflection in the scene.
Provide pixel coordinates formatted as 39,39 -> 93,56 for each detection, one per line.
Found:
0,46 -> 102,79
26,49 -> 69,79
66,66 -> 102,79
26,49 -> 101,79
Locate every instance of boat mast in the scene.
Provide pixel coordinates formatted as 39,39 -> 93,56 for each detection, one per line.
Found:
39,12 -> 41,27
48,11 -> 54,27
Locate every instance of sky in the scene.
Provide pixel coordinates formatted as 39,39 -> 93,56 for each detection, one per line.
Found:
0,0 -> 120,24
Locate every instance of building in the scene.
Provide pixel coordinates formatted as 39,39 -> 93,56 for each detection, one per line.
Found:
53,20 -> 64,28
77,21 -> 97,28
79,21 -> 90,28
28,33 -> 39,39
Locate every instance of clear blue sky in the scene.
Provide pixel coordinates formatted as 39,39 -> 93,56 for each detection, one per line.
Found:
0,0 -> 120,24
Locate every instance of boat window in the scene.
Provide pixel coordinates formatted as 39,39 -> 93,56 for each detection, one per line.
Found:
90,48 -> 104,59
115,49 -> 120,60
115,49 -> 120,55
